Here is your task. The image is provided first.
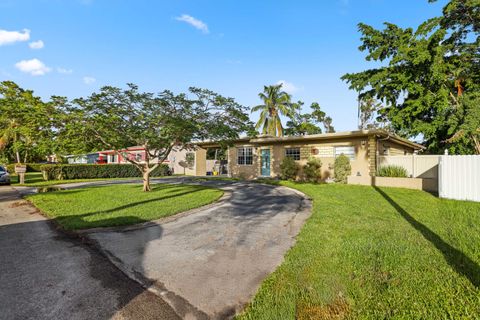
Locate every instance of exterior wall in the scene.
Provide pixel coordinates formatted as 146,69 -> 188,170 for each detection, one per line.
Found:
167,147 -> 206,176
227,144 -> 259,179
368,135 -> 376,176
378,140 -> 415,156
209,133 -> 421,181
228,137 -> 371,180
378,155 -> 440,179
270,137 -> 370,180
167,148 -> 192,175
194,147 -> 207,176
348,176 -> 438,193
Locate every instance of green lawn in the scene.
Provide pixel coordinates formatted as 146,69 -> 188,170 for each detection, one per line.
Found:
238,183 -> 480,319
27,183 -> 223,230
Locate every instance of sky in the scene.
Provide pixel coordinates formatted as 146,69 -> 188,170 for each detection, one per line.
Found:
0,0 -> 447,132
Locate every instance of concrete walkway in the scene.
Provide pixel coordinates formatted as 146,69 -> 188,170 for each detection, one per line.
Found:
78,178 -> 312,319
0,186 -> 180,320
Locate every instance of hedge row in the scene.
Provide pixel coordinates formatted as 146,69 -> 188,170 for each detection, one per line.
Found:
6,163 -> 43,173
40,164 -> 171,181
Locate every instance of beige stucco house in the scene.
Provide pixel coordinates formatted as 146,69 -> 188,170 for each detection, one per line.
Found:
184,130 -> 424,181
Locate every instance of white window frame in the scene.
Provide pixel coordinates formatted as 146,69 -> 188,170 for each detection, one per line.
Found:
237,147 -> 253,165
334,146 -> 355,160
285,147 -> 301,161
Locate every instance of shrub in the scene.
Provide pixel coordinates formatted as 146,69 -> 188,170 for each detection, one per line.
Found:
303,157 -> 322,183
377,165 -> 408,178
280,157 -> 299,180
41,164 -> 171,181
334,154 -> 351,183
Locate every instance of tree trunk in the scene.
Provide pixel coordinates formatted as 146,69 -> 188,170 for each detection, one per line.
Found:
14,133 -> 21,163
143,169 -> 151,192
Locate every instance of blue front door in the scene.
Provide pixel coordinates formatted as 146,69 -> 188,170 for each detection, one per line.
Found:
261,149 -> 271,176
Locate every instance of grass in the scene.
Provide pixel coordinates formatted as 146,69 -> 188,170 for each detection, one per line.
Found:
237,183 -> 480,319
26,183 -> 223,230
11,172 -> 181,187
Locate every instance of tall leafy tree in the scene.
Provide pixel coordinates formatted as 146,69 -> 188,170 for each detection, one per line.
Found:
285,102 -> 333,136
358,97 -> 389,130
251,84 -> 295,136
0,81 -> 56,163
342,0 -> 480,154
74,84 -> 252,191
323,116 -> 335,133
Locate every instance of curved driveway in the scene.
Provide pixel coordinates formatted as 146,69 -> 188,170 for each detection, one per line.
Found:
79,178 -> 312,319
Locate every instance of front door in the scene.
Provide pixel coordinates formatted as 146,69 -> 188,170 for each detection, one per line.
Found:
261,149 -> 271,177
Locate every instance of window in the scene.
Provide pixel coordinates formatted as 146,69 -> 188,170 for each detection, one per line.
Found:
108,154 -> 118,163
135,153 -> 142,161
383,145 -> 390,155
237,147 -> 253,165
285,147 -> 300,160
334,146 -> 355,160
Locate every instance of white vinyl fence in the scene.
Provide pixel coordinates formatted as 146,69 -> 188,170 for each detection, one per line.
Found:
439,155 -> 480,202
378,155 -> 440,178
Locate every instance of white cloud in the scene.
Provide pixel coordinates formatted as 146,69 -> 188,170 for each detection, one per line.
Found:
176,14 -> 209,34
29,40 -> 44,49
83,76 -> 96,84
276,80 -> 301,94
0,28 -> 30,46
15,58 -> 51,76
57,67 -> 73,74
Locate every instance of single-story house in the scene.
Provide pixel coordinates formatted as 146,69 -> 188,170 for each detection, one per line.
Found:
186,130 -> 424,180
66,147 -> 166,165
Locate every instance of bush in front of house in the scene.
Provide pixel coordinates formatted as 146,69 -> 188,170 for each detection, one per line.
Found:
303,157 -> 322,183
280,157 -> 299,180
40,163 -> 171,181
334,154 -> 351,183
377,165 -> 408,178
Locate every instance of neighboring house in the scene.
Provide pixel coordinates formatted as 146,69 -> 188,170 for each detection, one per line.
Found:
66,147 -> 155,165
65,152 -> 100,164
65,146 -> 187,172
188,130 -> 424,180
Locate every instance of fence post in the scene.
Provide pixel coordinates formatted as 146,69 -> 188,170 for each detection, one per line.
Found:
438,156 -> 443,197
412,153 -> 416,177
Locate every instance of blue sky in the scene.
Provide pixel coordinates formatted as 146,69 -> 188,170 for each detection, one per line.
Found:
0,0 -> 446,131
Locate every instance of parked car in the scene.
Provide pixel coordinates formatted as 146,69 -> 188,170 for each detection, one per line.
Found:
0,166 -> 11,185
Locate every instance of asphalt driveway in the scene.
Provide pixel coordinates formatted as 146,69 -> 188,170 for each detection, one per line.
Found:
0,186 -> 180,320
82,178 -> 312,319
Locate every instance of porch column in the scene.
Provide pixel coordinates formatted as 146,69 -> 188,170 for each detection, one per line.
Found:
195,147 -> 207,176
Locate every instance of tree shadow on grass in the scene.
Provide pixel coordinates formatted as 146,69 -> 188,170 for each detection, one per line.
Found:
374,186 -> 480,288
55,187 -> 206,230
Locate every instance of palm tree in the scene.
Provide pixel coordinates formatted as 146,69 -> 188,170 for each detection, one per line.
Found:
251,84 -> 295,136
